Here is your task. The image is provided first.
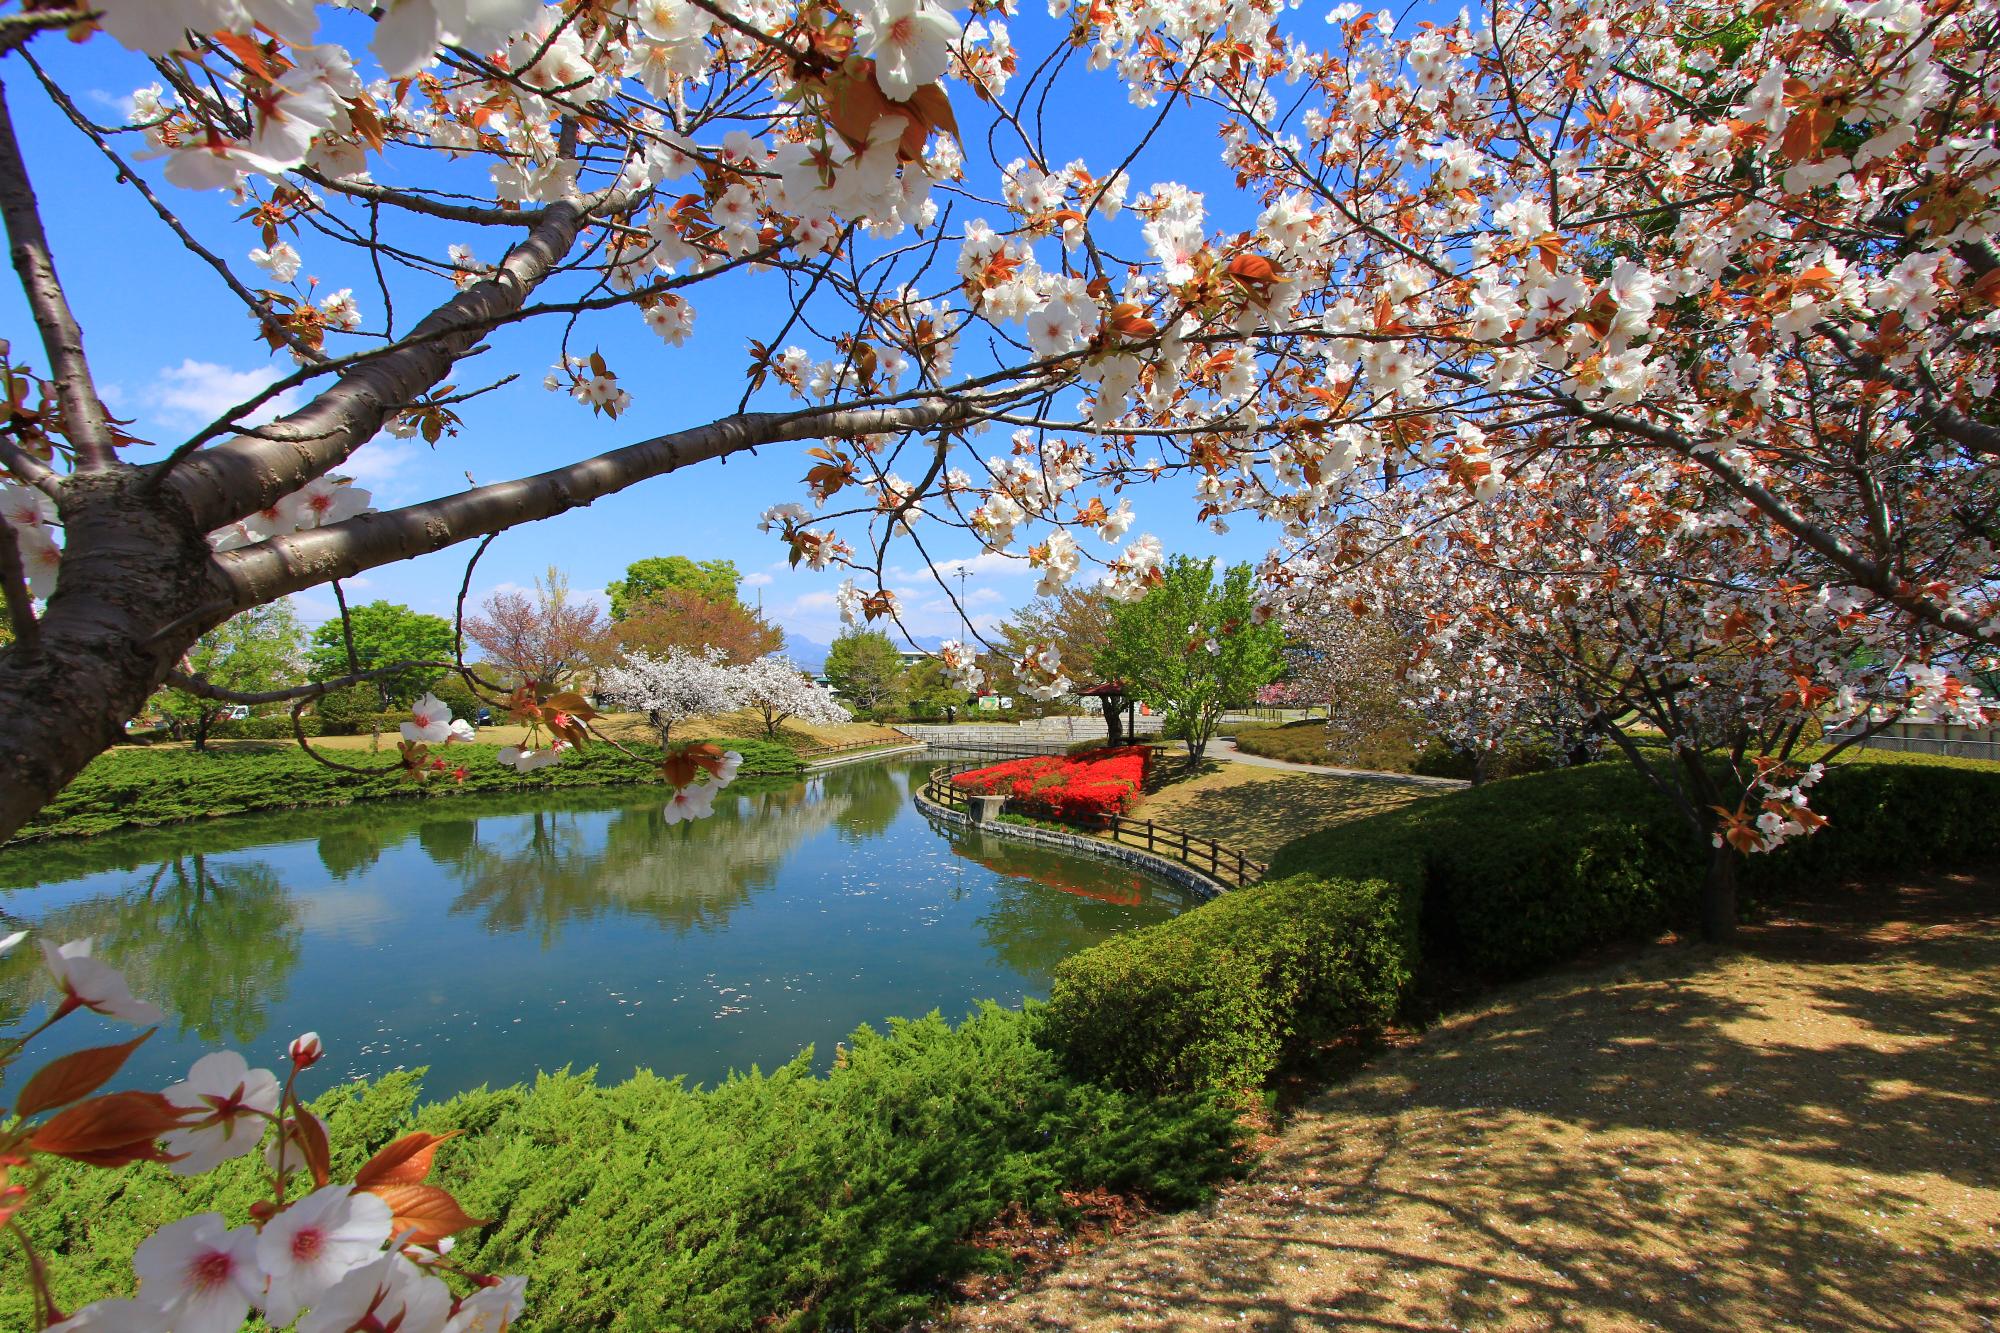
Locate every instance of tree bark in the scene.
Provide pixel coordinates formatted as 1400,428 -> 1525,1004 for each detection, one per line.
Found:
1701,839 -> 1739,943
1097,694 -> 1124,746
0,469 -> 230,841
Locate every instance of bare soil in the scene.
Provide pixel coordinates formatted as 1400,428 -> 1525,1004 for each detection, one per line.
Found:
948,869 -> 2000,1331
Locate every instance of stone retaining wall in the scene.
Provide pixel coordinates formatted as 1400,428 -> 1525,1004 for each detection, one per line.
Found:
913,784 -> 1228,900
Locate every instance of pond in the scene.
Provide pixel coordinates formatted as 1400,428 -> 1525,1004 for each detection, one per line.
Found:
0,759 -> 1193,1100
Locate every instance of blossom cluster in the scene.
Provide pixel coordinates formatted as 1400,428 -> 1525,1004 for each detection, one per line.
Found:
3,931 -> 524,1332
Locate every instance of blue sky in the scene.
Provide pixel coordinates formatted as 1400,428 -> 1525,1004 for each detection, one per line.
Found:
2,8 -> 1286,651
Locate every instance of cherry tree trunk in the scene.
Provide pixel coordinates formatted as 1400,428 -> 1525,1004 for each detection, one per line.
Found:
1097,695 -> 1124,746
1700,840 -> 1740,943
0,470 -> 226,841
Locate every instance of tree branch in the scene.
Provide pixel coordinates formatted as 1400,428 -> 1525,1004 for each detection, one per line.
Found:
0,75 -> 115,470
158,195 -> 608,531
213,399 -> 969,604
0,518 -> 40,653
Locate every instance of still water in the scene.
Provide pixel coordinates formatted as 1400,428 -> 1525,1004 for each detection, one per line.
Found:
0,760 -> 1191,1098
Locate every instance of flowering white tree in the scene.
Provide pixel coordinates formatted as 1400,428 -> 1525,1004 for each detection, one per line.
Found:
0,0 -> 1993,857
597,646 -> 738,747
1267,449 -> 1988,937
734,653 -> 849,738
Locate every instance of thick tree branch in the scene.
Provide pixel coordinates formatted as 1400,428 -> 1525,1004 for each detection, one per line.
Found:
159,195 -> 607,532
214,399 -> 968,603
0,74 -> 115,470
0,519 -> 39,652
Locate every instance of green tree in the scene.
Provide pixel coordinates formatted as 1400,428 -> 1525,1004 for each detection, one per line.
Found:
897,658 -> 966,721
1100,557 -> 1284,763
306,600 -> 455,706
151,601 -> 305,749
607,556 -> 742,620
823,630 -> 905,715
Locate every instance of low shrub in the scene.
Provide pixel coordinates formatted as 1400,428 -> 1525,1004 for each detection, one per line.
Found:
313,683 -> 382,735
954,746 -> 1152,824
1042,874 -> 1418,1094
209,714 -> 323,740
1046,751 -> 2000,1094
13,737 -> 803,842
9,1007 -> 1244,1332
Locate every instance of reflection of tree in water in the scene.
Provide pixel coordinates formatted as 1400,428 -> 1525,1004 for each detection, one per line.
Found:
438,779 -> 852,943
831,761 -> 907,842
0,855 -> 301,1044
953,832 -> 1183,985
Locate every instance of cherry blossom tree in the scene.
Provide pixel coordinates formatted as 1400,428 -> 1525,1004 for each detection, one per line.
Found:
596,645 -> 739,746
0,0 -> 1995,855
1267,448 -> 1985,938
734,651 -> 848,737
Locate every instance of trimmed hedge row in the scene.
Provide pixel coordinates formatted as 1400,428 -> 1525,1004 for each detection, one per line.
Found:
1045,752 -> 2000,1093
1040,874 -> 1416,1094
10,1007 -> 1244,1332
13,737 -> 803,842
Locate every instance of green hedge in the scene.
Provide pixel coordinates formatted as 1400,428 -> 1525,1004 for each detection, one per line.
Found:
13,738 -> 804,843
1047,752 -> 2000,1093
1041,873 -> 1418,1094
9,1007 -> 1243,1332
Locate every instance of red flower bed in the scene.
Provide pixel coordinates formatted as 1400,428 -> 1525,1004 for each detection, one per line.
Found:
953,746 -> 1151,825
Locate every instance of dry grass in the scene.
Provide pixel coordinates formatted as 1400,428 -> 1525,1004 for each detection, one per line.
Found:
219,711 -> 909,753
949,869 -> 2000,1331
1127,764 -> 1433,861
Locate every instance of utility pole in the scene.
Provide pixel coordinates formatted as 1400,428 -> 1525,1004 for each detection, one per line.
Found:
955,564 -> 970,641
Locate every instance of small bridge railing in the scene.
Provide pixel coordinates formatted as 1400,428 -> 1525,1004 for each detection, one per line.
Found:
921,764 -> 1268,890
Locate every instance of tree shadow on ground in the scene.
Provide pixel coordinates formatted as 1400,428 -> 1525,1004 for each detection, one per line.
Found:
950,868 -> 2000,1331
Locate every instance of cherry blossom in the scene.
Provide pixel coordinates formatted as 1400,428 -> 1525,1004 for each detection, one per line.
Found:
257,1185 -> 397,1327
443,1275 -> 528,1333
162,1050 -> 282,1174
39,938 -> 165,1025
857,0 -> 962,100
497,743 -> 565,773
662,781 -> 718,825
401,693 -> 457,744
129,1213 -> 263,1333
297,1250 -> 455,1333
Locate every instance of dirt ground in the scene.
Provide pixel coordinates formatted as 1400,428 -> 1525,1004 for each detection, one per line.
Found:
1129,764 -> 1433,861
949,870 -> 2000,1331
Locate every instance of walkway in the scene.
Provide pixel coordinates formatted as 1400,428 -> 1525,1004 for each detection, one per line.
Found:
1211,737 -> 1468,788
948,869 -> 2000,1330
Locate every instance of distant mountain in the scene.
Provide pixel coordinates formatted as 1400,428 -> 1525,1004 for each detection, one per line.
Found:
784,635 -> 833,673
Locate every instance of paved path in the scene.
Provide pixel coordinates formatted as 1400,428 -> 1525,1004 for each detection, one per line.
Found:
947,871 -> 2000,1331
1211,737 -> 1469,788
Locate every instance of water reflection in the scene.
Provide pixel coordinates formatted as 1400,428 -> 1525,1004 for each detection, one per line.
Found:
440,779 -> 855,942
0,853 -> 300,1044
0,761 -> 1186,1095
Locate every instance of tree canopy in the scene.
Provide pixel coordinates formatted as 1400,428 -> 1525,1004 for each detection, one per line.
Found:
1101,558 -> 1284,762
306,601 -> 454,706
613,588 -> 783,665
823,631 -> 906,715
606,558 -> 744,621
0,0 -> 1992,847
150,601 -> 305,747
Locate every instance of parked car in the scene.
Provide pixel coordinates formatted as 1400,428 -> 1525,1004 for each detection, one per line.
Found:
476,707 -> 492,725
224,705 -> 252,722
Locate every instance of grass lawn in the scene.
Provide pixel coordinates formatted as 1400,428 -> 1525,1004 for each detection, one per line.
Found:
953,866 -> 2000,1330
1229,718 -> 1426,772
1122,763 -> 1435,861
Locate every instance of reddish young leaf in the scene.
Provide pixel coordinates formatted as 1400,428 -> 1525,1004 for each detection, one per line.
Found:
363,1183 -> 486,1247
354,1131 -> 460,1189
295,1110 -> 333,1189
15,1032 -> 152,1118
29,1091 -> 185,1166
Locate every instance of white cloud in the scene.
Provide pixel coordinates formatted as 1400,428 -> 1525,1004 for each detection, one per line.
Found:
142,359 -> 304,431
743,571 -> 774,588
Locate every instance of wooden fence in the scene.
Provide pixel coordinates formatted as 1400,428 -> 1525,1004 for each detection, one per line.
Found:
921,765 -> 1268,890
